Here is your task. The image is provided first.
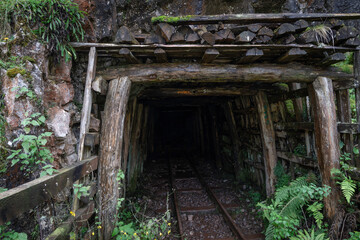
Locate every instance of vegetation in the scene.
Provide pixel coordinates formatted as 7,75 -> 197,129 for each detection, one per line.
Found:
257,174 -> 331,240
0,0 -> 85,61
151,15 -> 193,24
0,222 -> 27,240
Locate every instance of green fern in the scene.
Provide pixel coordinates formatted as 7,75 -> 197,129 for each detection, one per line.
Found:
290,229 -> 329,240
341,178 -> 356,203
307,202 -> 324,228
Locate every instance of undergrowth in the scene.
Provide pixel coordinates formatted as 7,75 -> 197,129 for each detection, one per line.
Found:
0,0 -> 84,61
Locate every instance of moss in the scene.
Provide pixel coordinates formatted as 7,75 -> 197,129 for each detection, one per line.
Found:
23,56 -> 36,63
6,67 -> 26,78
151,15 -> 194,24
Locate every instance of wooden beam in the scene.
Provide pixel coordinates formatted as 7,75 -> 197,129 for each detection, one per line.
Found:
355,51 -> 360,167
139,87 -> 257,98
154,48 -> 168,63
255,91 -> 277,196
99,77 -> 131,239
308,76 -> 340,221
98,63 -> 353,83
119,48 -> 141,64
277,48 -> 307,63
237,48 -> 263,64
151,13 -> 360,25
78,47 -> 97,162
0,156 -> 98,225
277,151 -> 317,168
201,49 -> 219,63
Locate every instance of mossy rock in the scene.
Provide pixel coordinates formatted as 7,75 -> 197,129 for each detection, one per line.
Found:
7,67 -> 26,78
23,56 -> 36,63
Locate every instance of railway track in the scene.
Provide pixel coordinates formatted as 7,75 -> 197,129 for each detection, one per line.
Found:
167,153 -> 264,240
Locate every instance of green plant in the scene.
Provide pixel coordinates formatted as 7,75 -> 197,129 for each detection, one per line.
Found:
294,144 -> 306,156
274,162 -> 291,188
257,175 -> 331,240
0,0 -> 85,61
7,112 -> 57,177
331,152 -> 358,204
0,222 -> 27,240
290,228 -> 329,240
345,231 -> 360,240
73,183 -> 90,199
305,25 -> 334,45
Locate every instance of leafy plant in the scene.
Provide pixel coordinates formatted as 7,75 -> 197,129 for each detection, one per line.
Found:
345,231 -> 360,240
331,152 -> 358,203
257,175 -> 331,240
7,112 -> 57,177
0,0 -> 85,61
0,222 -> 27,240
73,183 -> 90,199
274,162 -> 291,188
290,228 -> 329,240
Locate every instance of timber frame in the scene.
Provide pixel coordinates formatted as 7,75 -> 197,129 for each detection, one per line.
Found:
2,13 -> 360,240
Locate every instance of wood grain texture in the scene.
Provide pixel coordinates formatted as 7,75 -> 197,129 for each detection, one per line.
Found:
98,77 -> 131,239
0,156 -> 98,225
308,76 -> 340,220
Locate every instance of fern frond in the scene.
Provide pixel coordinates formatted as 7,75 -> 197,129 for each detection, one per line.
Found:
341,178 -> 356,203
279,194 -> 307,219
307,202 -> 324,228
265,224 -> 275,240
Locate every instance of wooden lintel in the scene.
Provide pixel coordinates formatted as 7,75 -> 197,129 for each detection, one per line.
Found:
0,156 -> 98,225
319,52 -> 346,66
151,13 -> 360,25
201,48 -> 219,63
277,151 -> 317,168
154,48 -> 168,63
119,48 -> 141,64
98,63 -> 353,83
277,48 -> 307,63
275,122 -> 360,133
238,48 -> 263,64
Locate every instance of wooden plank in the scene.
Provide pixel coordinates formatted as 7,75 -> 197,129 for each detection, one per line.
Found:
0,156 -> 98,225
354,51 -> 360,167
237,48 -> 263,64
71,43 -> 355,53
255,91 -> 277,196
98,63 -> 354,83
308,76 -> 340,220
277,48 -> 307,63
119,48 -> 141,64
201,48 -> 219,63
151,13 -> 360,25
277,151 -> 317,168
154,48 -> 168,63
98,77 -> 131,239
78,47 -> 97,162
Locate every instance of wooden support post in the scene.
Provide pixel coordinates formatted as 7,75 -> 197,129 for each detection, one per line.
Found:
119,48 -> 141,64
223,102 -> 243,175
255,91 -> 277,196
99,77 -> 131,239
154,48 -> 168,63
354,51 -> 360,167
237,48 -> 263,64
201,49 -> 219,63
277,48 -> 307,63
308,77 -> 340,221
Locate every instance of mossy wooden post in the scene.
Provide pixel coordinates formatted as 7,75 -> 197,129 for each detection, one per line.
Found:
99,77 -> 131,239
255,91 -> 277,196
308,77 -> 340,221
354,51 -> 360,167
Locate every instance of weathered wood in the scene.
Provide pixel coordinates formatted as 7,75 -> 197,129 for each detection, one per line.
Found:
151,13 -> 360,25
337,90 -> 353,158
84,133 -> 100,147
89,115 -> 100,132
308,76 -> 340,220
277,48 -> 307,63
268,88 -> 308,103
78,47 -> 97,162
119,48 -> 141,64
157,23 -> 176,42
114,26 -> 139,45
139,87 -> 257,98
277,151 -> 317,168
319,52 -> 346,66
355,51 -> 360,167
0,156 -> 98,225
201,32 -> 215,45
99,63 -> 354,84
154,48 -> 168,63
255,91 -> 277,196
238,48 -> 263,64
99,77 -> 131,239
290,83 -> 304,122
201,49 -> 220,63
235,31 -> 256,43
92,76 -> 108,95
